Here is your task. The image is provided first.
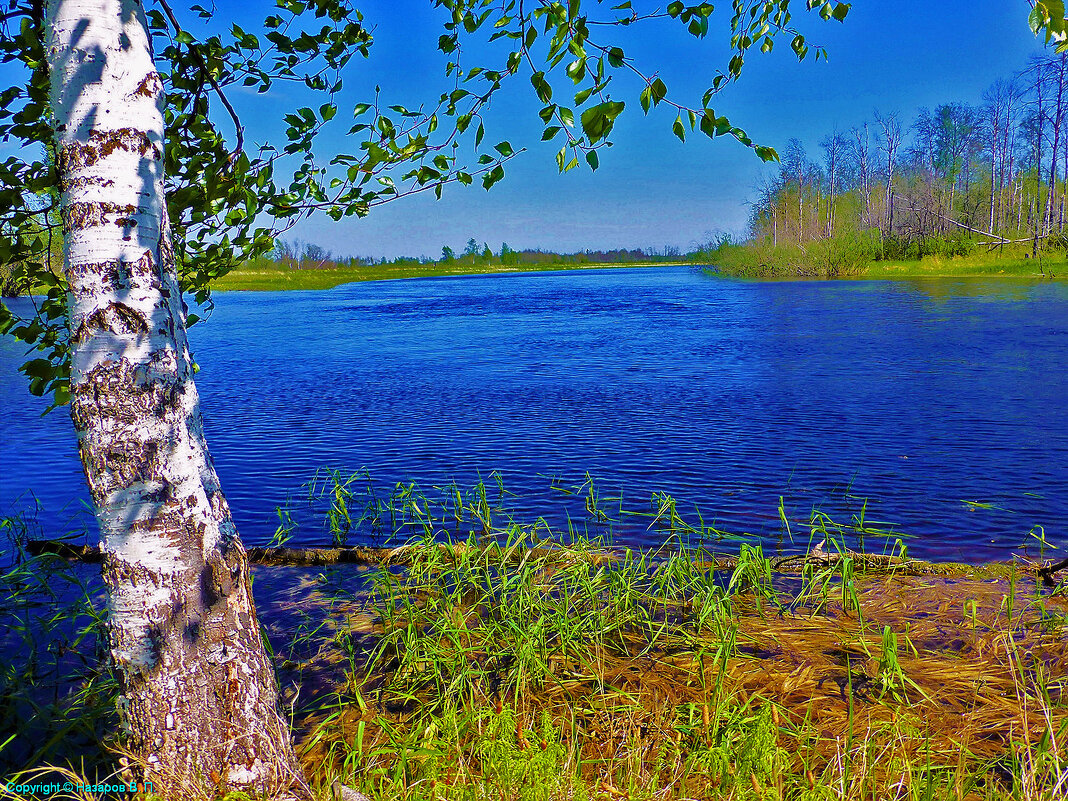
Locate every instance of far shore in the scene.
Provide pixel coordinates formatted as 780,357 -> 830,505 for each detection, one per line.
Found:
210,253 -> 1066,292
210,260 -> 677,292
6,254 -> 1061,298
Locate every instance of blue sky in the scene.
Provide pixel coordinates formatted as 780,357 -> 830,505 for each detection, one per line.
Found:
1,2 -> 1050,259
263,1 -> 1045,260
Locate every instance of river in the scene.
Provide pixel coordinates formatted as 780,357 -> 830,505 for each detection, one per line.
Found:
2,266 -> 1066,563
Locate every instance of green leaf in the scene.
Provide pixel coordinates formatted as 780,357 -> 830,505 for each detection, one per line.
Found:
585,150 -> 599,170
699,113 -> 715,139
575,85 -> 596,105
1030,7 -> 1047,35
566,58 -> 586,83
607,47 -> 625,67
649,78 -> 667,105
530,71 -> 553,103
754,145 -> 779,162
672,114 -> 686,142
579,100 -> 624,142
482,164 -> 505,189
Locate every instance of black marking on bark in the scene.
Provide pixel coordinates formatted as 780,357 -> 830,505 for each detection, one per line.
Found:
202,550 -> 233,605
102,438 -> 160,487
132,72 -> 163,99
70,356 -> 185,442
58,127 -> 161,175
62,200 -> 138,233
60,174 -> 116,193
69,250 -> 160,292
71,301 -> 149,344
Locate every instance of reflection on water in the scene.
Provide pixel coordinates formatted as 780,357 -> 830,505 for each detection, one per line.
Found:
2,267 -> 1066,563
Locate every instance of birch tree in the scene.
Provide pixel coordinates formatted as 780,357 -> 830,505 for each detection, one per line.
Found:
44,0 -> 316,795
874,110 -> 901,235
819,130 -> 846,236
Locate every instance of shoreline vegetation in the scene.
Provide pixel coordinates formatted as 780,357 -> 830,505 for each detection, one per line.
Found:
700,238 -> 1066,281
209,255 -> 676,292
206,245 -> 1064,293
4,238 -> 1065,297
716,52 -> 1068,286
4,473 -> 1066,800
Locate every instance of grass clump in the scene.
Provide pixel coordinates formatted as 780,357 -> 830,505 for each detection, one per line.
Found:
302,523 -> 1068,801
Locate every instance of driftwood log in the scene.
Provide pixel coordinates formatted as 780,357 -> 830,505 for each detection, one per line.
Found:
25,537 -> 1065,582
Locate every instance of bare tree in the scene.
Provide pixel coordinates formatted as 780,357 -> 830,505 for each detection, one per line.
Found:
819,131 -> 846,237
982,77 -> 1023,234
781,138 -> 812,242
1042,54 -> 1068,234
849,123 -> 873,227
874,110 -> 902,235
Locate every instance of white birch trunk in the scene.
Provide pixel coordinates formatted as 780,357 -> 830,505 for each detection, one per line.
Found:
45,0 -> 310,796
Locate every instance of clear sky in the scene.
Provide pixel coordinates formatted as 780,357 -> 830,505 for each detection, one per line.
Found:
264,0 -> 1045,260
2,2 -> 1051,259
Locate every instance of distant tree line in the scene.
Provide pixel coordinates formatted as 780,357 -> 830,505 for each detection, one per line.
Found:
747,52 -> 1068,262
264,236 -> 687,271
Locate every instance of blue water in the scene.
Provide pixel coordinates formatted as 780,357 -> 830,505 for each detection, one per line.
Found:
2,266 -> 1066,562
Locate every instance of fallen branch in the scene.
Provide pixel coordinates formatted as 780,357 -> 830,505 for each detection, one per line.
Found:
899,201 -> 1041,245
1037,556 -> 1068,587
26,537 -> 1058,583
23,539 -> 619,568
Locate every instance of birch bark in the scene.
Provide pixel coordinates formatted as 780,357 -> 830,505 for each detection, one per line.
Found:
45,0 -> 309,795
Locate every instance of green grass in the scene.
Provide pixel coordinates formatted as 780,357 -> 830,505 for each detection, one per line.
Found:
305,524 -> 1068,801
288,477 -> 1068,801
858,253 -> 1061,281
6,476 -> 1067,801
210,260 -> 673,292
704,238 -> 1068,282
0,512 -> 118,785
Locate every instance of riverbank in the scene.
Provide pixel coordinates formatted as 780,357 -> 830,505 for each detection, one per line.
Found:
210,260 -> 675,291
300,536 -> 1068,801
6,529 -> 1067,801
704,241 -> 1066,281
